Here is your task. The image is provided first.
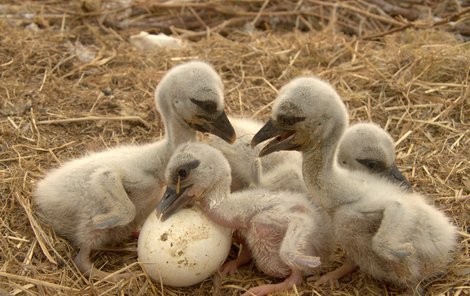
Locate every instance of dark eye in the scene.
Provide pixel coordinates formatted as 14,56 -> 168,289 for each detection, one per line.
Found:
190,98 -> 218,113
366,161 -> 378,170
278,115 -> 305,126
174,160 -> 200,182
357,159 -> 384,172
178,168 -> 189,179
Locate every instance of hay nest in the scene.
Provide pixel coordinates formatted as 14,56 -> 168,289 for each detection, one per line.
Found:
0,0 -> 469,295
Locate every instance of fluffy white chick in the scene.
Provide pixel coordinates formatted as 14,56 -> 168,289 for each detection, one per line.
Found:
34,61 -> 236,279
337,122 -> 411,189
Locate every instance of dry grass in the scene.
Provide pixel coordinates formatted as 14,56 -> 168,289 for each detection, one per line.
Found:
0,1 -> 469,295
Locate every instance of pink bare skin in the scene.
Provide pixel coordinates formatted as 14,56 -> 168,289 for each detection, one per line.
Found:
242,268 -> 303,296
202,196 -> 325,296
220,244 -> 253,276
314,259 -> 358,288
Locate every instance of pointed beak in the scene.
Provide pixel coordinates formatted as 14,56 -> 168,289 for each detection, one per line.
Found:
251,119 -> 300,157
156,185 -> 193,221
389,164 -> 412,189
192,111 -> 236,144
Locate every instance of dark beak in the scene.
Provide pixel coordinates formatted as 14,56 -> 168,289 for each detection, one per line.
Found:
251,119 -> 299,157
389,164 -> 412,190
156,185 -> 193,221
192,111 -> 236,144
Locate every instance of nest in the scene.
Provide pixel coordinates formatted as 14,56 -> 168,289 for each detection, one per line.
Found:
0,0 -> 469,295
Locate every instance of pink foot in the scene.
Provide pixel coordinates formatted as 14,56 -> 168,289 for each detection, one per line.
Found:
241,268 -> 302,296
220,244 -> 252,276
314,273 -> 340,288
314,260 -> 358,288
243,284 -> 279,296
220,259 -> 241,276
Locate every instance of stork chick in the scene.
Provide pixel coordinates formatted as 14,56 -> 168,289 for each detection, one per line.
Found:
337,122 -> 411,189
251,77 -> 457,292
34,61 -> 236,279
156,142 -> 333,296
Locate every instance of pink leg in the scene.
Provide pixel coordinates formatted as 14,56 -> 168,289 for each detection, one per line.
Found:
241,268 -> 302,296
75,245 -> 130,281
220,245 -> 252,276
314,259 -> 358,288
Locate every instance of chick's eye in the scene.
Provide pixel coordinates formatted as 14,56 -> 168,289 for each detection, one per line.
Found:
278,115 -> 305,126
366,161 -> 378,169
278,115 -> 292,125
357,159 -> 383,172
178,168 -> 189,179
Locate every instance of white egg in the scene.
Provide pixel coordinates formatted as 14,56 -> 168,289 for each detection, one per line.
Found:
138,207 -> 232,287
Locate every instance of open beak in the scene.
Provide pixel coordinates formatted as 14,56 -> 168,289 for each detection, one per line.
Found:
156,185 -> 193,221
191,111 -> 236,144
251,119 -> 300,157
388,164 -> 412,190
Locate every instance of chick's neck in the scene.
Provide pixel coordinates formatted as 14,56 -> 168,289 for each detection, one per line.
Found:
199,186 -> 248,230
302,121 -> 353,210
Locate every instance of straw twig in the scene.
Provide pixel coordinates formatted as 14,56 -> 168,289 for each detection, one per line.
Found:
37,116 -> 152,129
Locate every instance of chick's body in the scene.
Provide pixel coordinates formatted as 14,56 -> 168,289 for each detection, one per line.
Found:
329,171 -> 456,285
232,188 -> 332,278
35,142 -> 167,248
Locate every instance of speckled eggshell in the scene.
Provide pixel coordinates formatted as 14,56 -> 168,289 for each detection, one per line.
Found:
138,207 -> 232,287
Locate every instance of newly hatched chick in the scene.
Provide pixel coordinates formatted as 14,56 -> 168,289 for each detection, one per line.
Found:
206,116 -> 303,191
156,142 -> 333,296
337,122 -> 411,189
34,61 -> 236,279
251,77 -> 457,292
